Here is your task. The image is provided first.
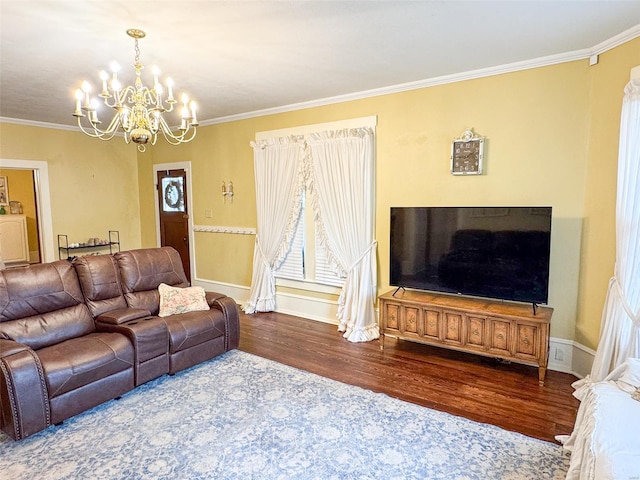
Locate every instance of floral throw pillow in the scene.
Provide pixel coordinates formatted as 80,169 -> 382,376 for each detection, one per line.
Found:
158,283 -> 209,317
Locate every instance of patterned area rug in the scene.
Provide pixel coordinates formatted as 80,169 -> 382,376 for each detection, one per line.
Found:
0,350 -> 569,479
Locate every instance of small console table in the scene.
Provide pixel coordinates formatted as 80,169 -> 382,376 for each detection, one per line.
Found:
379,289 -> 552,385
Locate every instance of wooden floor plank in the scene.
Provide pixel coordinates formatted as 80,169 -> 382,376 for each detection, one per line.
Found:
238,311 -> 579,443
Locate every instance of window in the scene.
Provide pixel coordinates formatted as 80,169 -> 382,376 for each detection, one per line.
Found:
273,208 -> 304,282
274,194 -> 345,288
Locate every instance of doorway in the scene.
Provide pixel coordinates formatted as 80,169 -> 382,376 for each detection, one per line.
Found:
154,164 -> 193,283
0,168 -> 41,264
0,159 -> 54,263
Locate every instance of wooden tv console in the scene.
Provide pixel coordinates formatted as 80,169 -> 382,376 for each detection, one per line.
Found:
379,289 -> 552,385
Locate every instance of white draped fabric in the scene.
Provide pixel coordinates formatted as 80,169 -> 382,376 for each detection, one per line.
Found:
306,128 -> 379,342
589,74 -> 640,381
243,137 -> 305,314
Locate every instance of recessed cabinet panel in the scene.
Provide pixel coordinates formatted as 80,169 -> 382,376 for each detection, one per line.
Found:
385,304 -> 400,331
488,319 -> 512,356
401,306 -> 420,335
444,311 -> 463,345
515,323 -> 539,361
423,309 -> 441,340
465,315 -> 486,350
378,290 -> 552,386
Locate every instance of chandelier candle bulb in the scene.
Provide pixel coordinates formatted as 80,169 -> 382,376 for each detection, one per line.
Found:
100,71 -> 109,96
81,81 -> 91,109
112,80 -> 120,95
190,102 -> 198,125
111,62 -> 119,81
74,90 -> 84,116
152,66 -> 160,90
89,99 -> 100,124
167,78 -> 174,102
181,105 -> 191,121
181,93 -> 189,114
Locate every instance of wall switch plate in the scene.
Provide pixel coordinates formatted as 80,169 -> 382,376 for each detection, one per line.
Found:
205,209 -> 212,218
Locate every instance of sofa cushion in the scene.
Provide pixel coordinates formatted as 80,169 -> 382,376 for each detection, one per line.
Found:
163,309 -> 225,354
74,255 -> 127,317
0,304 -> 95,351
0,261 -> 86,320
158,283 -> 209,317
116,247 -> 188,314
37,332 -> 134,398
0,261 -> 95,350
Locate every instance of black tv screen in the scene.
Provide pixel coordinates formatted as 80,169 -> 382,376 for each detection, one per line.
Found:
390,207 -> 552,304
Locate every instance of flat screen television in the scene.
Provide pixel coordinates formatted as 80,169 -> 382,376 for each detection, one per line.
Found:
390,207 -> 552,305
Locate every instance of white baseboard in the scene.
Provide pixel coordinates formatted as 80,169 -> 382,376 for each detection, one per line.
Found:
192,278 -> 251,305
193,277 -> 595,377
570,342 -> 597,379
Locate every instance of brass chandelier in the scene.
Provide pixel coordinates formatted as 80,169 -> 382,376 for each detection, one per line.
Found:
73,28 -> 198,152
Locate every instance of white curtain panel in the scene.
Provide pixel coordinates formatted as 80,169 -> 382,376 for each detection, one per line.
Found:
590,75 -> 640,381
243,137 -> 305,314
306,128 -> 379,342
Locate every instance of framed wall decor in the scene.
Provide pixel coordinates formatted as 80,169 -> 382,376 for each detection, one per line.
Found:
161,176 -> 185,212
450,128 -> 485,175
0,176 -> 8,205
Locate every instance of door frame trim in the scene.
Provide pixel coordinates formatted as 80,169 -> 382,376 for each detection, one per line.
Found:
153,162 -> 195,280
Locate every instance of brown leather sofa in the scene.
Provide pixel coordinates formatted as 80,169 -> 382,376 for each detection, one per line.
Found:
0,247 -> 239,441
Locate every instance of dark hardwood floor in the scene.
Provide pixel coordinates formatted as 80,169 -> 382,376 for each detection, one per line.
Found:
238,311 -> 579,443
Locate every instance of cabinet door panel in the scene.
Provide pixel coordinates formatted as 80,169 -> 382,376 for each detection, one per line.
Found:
487,318 -> 512,356
401,306 -> 420,336
515,323 -> 539,360
423,309 -> 441,340
384,303 -> 400,331
0,216 -> 28,263
465,315 -> 486,350
443,311 -> 463,345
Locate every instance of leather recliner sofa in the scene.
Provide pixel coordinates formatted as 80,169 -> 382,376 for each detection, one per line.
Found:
0,247 -> 239,441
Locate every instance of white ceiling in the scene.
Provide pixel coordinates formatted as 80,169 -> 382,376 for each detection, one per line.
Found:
1,1 -> 639,128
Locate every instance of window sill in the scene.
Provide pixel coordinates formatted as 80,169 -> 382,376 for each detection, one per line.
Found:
275,277 -> 342,295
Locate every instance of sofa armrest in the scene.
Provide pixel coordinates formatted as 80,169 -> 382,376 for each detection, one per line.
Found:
206,293 -> 240,351
0,339 -> 50,440
205,291 -> 227,307
0,338 -> 30,357
96,308 -> 152,325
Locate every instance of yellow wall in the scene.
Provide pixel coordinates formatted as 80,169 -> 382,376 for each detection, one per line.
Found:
0,124 -> 143,253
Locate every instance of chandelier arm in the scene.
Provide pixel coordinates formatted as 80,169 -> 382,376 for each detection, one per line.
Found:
159,126 -> 197,145
76,115 -> 121,140
109,86 -> 136,108
155,116 -> 197,145
103,114 -> 123,135
162,101 -> 176,114
156,115 -> 182,142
